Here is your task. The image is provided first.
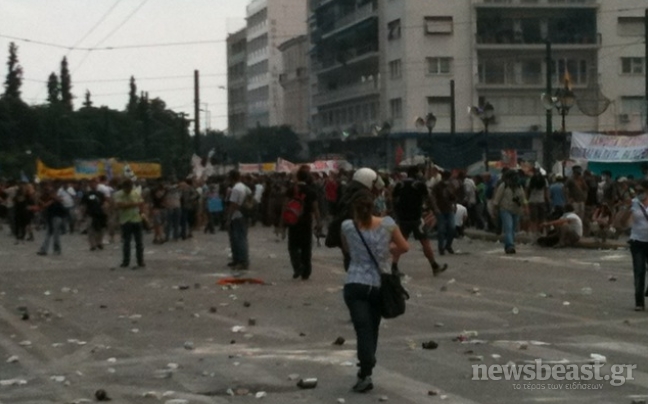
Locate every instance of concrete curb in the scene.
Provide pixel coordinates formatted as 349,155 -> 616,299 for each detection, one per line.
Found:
463,230 -> 627,250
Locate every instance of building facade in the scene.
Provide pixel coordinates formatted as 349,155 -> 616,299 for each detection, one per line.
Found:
278,35 -> 310,136
245,0 -> 308,129
227,27 -> 248,138
307,0 -> 647,166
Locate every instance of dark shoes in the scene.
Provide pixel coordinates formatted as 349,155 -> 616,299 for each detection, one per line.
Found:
352,376 -> 373,393
432,262 -> 448,276
446,247 -> 455,254
505,247 -> 516,254
635,306 -> 645,312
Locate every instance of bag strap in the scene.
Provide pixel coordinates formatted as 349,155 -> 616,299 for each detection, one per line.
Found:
353,221 -> 383,275
638,201 -> 648,222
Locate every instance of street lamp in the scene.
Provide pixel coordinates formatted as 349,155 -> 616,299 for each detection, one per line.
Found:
415,112 -> 437,171
469,102 -> 495,172
542,82 -> 575,161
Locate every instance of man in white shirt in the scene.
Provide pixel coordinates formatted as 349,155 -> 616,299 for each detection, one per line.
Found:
226,170 -> 252,270
454,203 -> 468,238
57,182 -> 77,233
540,203 -> 583,247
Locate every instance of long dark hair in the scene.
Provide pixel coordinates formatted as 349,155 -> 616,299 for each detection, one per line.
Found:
352,190 -> 374,228
528,172 -> 546,190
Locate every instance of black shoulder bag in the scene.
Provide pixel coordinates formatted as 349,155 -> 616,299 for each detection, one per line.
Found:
353,222 -> 409,319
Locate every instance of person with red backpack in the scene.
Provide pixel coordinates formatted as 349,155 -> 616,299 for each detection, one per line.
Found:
282,165 -> 322,280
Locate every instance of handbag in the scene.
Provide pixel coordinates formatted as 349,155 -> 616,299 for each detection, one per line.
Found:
353,222 -> 409,319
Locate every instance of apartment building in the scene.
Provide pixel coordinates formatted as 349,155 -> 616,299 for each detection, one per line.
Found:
278,35 -> 309,135
308,0 -> 647,165
245,0 -> 308,129
227,27 -> 247,138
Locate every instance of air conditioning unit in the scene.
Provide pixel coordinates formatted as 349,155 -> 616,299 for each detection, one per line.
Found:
618,114 -> 630,124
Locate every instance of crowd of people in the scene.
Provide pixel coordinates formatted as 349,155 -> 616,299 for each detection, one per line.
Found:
1,163 -> 648,392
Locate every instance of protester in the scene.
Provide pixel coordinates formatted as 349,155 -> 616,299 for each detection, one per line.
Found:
150,182 -> 167,244
180,179 -> 199,239
340,189 -> 409,393
493,170 -> 528,254
526,169 -> 549,239
13,183 -> 35,244
392,165 -> 447,275
283,165 -> 321,280
620,180 -> 648,311
113,179 -> 145,268
431,170 -> 457,255
37,183 -> 66,256
204,183 -> 224,234
538,203 -> 583,248
454,202 -> 468,238
80,178 -> 107,251
226,170 -> 251,270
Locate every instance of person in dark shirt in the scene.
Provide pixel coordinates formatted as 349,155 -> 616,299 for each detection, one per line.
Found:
283,165 -> 322,280
432,170 -> 458,255
37,183 -> 67,256
392,166 -> 447,276
80,178 -> 107,251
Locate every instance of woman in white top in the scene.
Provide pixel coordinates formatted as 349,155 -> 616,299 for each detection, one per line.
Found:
621,180 -> 648,311
340,190 -> 409,392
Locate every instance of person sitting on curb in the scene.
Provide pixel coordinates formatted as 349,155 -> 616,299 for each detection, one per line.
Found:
537,203 -> 583,248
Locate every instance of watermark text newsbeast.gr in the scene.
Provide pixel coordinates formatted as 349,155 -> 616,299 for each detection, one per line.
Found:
472,360 -> 636,387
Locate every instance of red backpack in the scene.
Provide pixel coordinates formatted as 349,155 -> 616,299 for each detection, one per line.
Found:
282,184 -> 305,225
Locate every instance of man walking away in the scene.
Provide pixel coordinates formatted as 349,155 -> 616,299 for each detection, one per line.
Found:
432,171 -> 458,255
284,165 -> 322,280
37,183 -> 66,256
392,166 -> 447,276
113,179 -> 145,269
81,178 -> 107,251
226,170 -> 251,270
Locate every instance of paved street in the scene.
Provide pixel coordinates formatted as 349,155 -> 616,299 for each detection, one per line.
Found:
1,226 -> 647,403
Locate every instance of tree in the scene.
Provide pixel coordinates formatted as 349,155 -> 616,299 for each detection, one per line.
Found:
127,76 -> 138,114
2,42 -> 23,101
47,73 -> 60,104
60,57 -> 73,111
82,89 -> 93,108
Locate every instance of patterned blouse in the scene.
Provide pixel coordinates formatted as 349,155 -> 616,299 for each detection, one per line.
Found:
341,216 -> 397,287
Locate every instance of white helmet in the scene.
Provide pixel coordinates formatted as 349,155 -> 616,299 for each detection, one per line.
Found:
353,168 -> 384,190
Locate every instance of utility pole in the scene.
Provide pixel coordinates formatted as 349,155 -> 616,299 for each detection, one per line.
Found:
545,41 -> 553,169
645,8 -> 648,129
450,79 -> 456,135
194,70 -> 200,155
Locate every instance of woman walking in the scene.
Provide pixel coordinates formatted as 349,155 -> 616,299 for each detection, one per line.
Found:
340,190 -> 409,392
621,180 -> 648,311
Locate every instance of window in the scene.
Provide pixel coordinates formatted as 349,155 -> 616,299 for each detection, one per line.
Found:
521,60 -> 542,84
426,57 -> 452,75
552,58 -> 588,85
621,96 -> 647,115
478,60 -> 508,84
424,16 -> 453,35
390,98 -> 403,119
618,17 -> 645,37
389,59 -> 402,79
388,19 -> 401,40
621,57 -> 646,75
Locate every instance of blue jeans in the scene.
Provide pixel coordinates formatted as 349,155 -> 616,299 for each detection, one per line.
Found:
436,212 -> 455,252
121,222 -> 144,266
228,217 -> 249,265
630,240 -> 648,308
500,209 -> 519,250
344,283 -> 381,378
165,207 -> 181,241
39,216 -> 63,254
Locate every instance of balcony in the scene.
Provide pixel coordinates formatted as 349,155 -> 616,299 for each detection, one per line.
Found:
312,42 -> 379,74
475,0 -> 597,7
314,79 -> 380,107
320,1 -> 378,39
476,32 -> 601,49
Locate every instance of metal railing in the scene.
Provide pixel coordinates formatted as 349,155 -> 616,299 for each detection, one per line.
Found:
313,79 -> 380,106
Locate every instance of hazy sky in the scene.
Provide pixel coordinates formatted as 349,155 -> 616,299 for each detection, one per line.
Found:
1,0 -> 247,131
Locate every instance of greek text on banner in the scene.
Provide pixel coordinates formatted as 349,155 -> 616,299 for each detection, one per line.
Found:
570,132 -> 648,162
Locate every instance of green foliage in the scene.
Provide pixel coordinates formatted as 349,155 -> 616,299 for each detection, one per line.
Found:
2,42 -> 23,101
82,90 -> 93,109
47,73 -> 60,104
60,57 -> 73,111
127,76 -> 138,114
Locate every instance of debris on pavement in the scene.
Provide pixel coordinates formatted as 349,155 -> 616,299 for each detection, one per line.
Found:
231,326 -> 246,333
512,307 -> 519,315
422,341 -> 439,350
288,373 -> 300,381
581,287 -> 593,295
563,301 -> 571,306
248,318 -> 257,326
332,336 -> 345,346
379,396 -> 389,402
6,355 -> 19,363
0,378 -> 27,386
183,341 -> 194,350
608,276 -> 617,282
94,389 -> 110,401
50,375 -> 66,383
255,391 -> 267,398
590,353 -> 606,363
297,378 -> 318,389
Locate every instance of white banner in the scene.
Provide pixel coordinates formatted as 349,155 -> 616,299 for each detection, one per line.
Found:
570,132 -> 648,162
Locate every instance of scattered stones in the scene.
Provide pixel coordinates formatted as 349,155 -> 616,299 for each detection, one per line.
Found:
95,389 -> 110,401
18,340 -> 31,347
332,336 -> 345,346
297,378 -> 318,389
243,301 -> 251,308
183,341 -> 194,350
50,375 -> 66,383
209,307 -> 217,313
468,355 -> 484,362
434,322 -> 444,328
379,396 -> 389,401
288,374 -> 300,381
492,354 -> 502,359
422,341 -> 439,350
299,332 -> 306,337
248,318 -> 257,326
519,343 -> 528,350
255,391 -> 267,398
0,378 -> 27,386
6,356 -> 19,364
428,390 -> 439,396
563,301 -> 571,306
178,285 -> 190,290
337,399 -> 346,404
107,357 -> 117,363
581,287 -> 593,295
232,326 -> 246,333
142,391 -> 160,399
512,307 -> 519,315
608,276 -> 617,282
